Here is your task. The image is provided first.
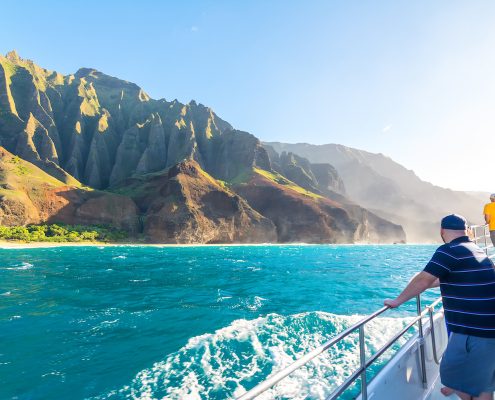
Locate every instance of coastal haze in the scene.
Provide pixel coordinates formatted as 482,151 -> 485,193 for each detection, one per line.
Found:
264,142 -> 488,242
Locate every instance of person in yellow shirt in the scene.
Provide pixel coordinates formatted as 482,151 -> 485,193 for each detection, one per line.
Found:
483,193 -> 495,245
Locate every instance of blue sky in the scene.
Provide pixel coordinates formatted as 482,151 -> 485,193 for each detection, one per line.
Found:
2,0 -> 494,192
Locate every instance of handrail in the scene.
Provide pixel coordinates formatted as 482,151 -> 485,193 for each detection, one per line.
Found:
471,224 -> 493,257
326,304 -> 430,400
236,295 -> 443,400
428,306 -> 442,365
470,224 -> 488,229
236,306 -> 389,400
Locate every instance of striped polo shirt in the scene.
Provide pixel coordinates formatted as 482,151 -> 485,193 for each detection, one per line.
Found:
423,236 -> 495,338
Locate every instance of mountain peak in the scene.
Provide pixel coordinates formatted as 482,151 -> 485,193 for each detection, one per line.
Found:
75,67 -> 101,79
74,67 -> 149,101
5,50 -> 20,62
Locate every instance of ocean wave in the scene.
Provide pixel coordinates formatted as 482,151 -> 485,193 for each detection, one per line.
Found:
216,291 -> 268,312
101,312 -> 413,399
4,262 -> 34,270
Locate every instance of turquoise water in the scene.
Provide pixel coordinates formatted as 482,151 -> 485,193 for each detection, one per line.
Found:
0,244 -> 439,399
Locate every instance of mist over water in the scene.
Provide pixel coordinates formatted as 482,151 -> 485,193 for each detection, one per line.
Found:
0,245 -> 438,399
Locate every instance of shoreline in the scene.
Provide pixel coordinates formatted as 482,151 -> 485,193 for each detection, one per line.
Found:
0,240 -> 439,249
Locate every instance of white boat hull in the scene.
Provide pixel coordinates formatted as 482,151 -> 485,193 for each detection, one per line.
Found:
357,311 -> 452,400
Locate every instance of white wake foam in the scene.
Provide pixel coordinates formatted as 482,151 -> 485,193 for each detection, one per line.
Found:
101,311 -> 413,400
4,262 -> 34,270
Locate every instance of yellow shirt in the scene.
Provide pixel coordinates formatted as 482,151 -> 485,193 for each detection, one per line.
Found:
483,202 -> 495,231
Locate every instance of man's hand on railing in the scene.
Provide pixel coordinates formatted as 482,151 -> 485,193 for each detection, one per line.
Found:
384,299 -> 401,308
383,271 -> 438,310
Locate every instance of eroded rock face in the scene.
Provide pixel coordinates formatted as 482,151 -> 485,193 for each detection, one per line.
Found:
113,160 -> 277,243
207,130 -> 272,181
73,193 -> 140,233
234,171 -> 405,244
0,53 -> 273,190
0,147 -> 140,232
310,163 -> 346,198
264,146 -> 347,198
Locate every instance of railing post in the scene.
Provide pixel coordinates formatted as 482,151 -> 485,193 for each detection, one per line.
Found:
484,225 -> 489,255
428,306 -> 442,365
359,325 -> 367,400
416,295 -> 428,388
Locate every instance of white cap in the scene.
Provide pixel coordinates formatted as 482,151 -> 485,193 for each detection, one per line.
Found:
491,193 -> 495,199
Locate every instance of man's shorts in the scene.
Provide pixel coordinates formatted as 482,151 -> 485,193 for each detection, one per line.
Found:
490,230 -> 495,246
440,332 -> 495,396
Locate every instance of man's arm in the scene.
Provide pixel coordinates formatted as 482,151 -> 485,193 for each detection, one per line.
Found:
485,213 -> 490,224
429,278 -> 440,288
384,271 -> 438,308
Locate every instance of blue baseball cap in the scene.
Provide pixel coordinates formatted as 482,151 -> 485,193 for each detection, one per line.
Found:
441,214 -> 467,230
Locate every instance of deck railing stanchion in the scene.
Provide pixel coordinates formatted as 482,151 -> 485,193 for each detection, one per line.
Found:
484,225 -> 489,255
416,295 -> 428,388
428,306 -> 442,365
359,325 -> 367,400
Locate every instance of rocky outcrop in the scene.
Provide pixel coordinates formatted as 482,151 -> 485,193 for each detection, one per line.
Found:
113,160 -> 277,243
278,152 -> 320,193
309,163 -> 346,197
265,145 -> 346,199
0,147 -> 140,232
208,130 -> 271,181
233,169 -> 405,243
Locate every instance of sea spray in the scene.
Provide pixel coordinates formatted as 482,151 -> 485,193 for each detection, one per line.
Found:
108,312 -> 413,400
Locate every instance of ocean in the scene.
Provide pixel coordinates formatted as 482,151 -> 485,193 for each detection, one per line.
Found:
0,244 -> 440,399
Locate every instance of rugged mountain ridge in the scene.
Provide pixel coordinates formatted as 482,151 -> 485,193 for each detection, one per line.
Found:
264,145 -> 347,201
234,168 -> 403,243
265,142 -> 486,242
0,51 -> 270,189
0,51 -> 405,243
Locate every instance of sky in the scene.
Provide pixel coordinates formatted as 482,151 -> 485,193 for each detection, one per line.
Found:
1,0 -> 494,192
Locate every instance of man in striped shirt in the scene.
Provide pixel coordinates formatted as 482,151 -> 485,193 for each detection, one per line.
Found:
384,214 -> 495,400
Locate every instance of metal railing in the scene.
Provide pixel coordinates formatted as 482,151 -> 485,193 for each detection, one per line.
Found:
471,224 -> 494,258
427,300 -> 444,365
237,295 -> 444,400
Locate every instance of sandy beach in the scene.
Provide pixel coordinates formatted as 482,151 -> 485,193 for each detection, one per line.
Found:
0,241 -> 331,249
0,240 -> 435,249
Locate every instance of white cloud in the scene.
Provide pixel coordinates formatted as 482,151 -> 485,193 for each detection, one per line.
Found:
382,124 -> 392,133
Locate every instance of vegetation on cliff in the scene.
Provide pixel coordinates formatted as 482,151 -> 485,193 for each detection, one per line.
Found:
0,223 -> 128,242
